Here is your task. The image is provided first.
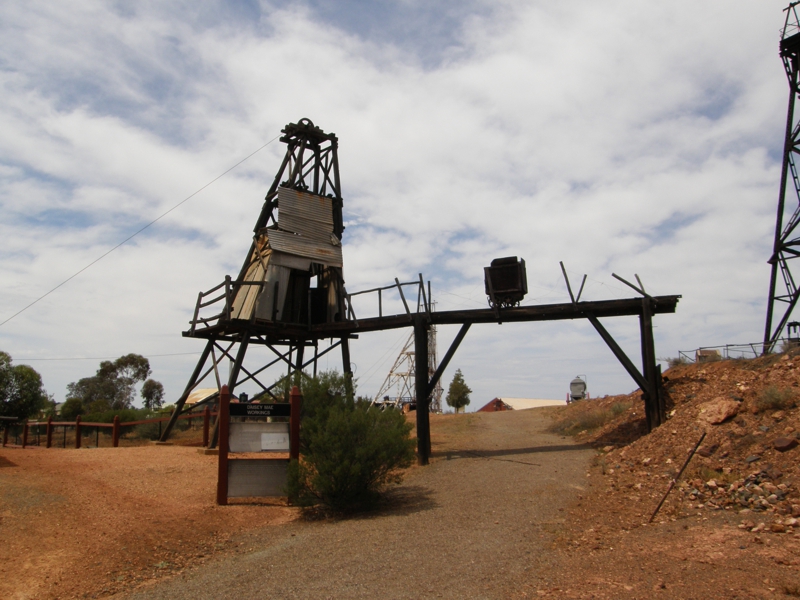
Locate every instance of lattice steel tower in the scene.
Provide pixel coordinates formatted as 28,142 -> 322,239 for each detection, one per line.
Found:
372,324 -> 443,413
765,3 -> 800,353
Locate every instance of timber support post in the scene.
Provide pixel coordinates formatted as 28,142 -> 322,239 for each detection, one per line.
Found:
202,406 -> 210,447
341,337 -> 354,399
160,339 -> 213,442
290,385 -> 301,460
414,315 -> 431,465
112,415 -> 120,448
210,333 -> 251,449
587,308 -> 664,433
639,297 -> 664,429
216,385 -> 230,506
46,416 -> 53,448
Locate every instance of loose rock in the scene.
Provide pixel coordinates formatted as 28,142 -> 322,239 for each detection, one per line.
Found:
773,437 -> 798,452
697,398 -> 739,424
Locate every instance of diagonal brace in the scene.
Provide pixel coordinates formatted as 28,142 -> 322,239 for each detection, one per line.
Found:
428,323 -> 471,393
586,313 -> 649,392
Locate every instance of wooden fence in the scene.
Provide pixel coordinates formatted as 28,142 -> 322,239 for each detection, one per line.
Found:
1,408 -> 216,450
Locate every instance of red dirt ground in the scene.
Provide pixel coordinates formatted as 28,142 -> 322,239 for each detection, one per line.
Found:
4,352 -> 800,599
0,445 -> 295,600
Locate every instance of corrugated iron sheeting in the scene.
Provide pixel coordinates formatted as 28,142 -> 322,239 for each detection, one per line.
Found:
268,230 -> 343,267
277,187 -> 335,242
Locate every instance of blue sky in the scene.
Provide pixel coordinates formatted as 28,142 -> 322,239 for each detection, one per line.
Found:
0,0 -> 794,408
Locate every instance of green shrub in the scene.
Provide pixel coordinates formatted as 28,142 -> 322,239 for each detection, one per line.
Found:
59,398 -> 85,420
754,386 -> 797,413
82,407 -> 148,424
286,371 -> 415,513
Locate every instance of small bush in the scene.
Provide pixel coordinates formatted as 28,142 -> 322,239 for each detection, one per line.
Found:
549,407 -> 613,436
664,356 -> 689,368
286,371 -> 415,513
754,385 -> 797,413
134,421 -> 162,440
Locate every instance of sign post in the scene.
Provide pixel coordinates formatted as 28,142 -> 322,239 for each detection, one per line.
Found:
216,385 -> 301,505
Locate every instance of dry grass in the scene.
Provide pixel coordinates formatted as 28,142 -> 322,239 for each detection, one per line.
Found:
548,400 -> 632,436
754,385 -> 797,413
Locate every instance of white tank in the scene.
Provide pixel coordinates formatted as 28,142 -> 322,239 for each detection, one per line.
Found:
569,377 -> 587,401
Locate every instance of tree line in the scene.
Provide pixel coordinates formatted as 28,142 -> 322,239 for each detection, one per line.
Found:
0,351 -> 164,421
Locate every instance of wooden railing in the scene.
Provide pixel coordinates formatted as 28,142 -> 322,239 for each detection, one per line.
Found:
186,272 -> 431,332
344,274 -> 431,323
2,408 -> 217,450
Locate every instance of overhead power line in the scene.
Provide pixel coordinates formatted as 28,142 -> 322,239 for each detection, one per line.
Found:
0,135 -> 280,328
20,352 -> 202,361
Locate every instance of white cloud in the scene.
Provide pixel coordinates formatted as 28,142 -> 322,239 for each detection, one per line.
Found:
0,0 -> 794,409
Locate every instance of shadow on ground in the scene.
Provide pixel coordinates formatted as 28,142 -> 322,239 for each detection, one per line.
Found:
376,484 -> 439,516
590,417 -> 649,448
431,444 -> 592,460
0,456 -> 18,468
299,485 -> 440,522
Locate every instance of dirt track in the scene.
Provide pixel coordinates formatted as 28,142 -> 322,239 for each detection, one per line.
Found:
8,398 -> 800,599
0,408 -> 593,599
118,409 -> 592,600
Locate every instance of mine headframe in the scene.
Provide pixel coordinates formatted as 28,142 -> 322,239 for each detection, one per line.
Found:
160,118 -> 353,443
187,118 -> 348,335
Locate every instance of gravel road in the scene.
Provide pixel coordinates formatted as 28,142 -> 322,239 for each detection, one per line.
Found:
120,409 -> 593,599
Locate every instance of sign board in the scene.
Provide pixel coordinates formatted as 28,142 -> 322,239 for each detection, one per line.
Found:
228,403 -> 291,417
227,459 -> 289,497
229,422 -> 290,453
217,386 -> 301,505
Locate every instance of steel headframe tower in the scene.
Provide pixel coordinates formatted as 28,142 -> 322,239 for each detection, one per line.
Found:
765,3 -> 800,353
428,323 -> 443,412
372,324 -> 443,413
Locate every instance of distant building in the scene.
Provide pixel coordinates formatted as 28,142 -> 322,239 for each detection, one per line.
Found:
696,349 -> 721,363
477,397 -> 567,412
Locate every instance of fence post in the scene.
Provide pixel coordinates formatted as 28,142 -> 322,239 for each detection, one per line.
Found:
290,385 -> 301,461
202,406 -> 210,448
2,424 -> 8,447
22,422 -> 28,448
75,415 -> 82,449
216,385 -> 230,505
112,415 -> 120,448
46,416 -> 53,448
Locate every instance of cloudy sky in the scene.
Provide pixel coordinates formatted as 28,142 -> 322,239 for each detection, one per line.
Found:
0,0 -> 795,410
